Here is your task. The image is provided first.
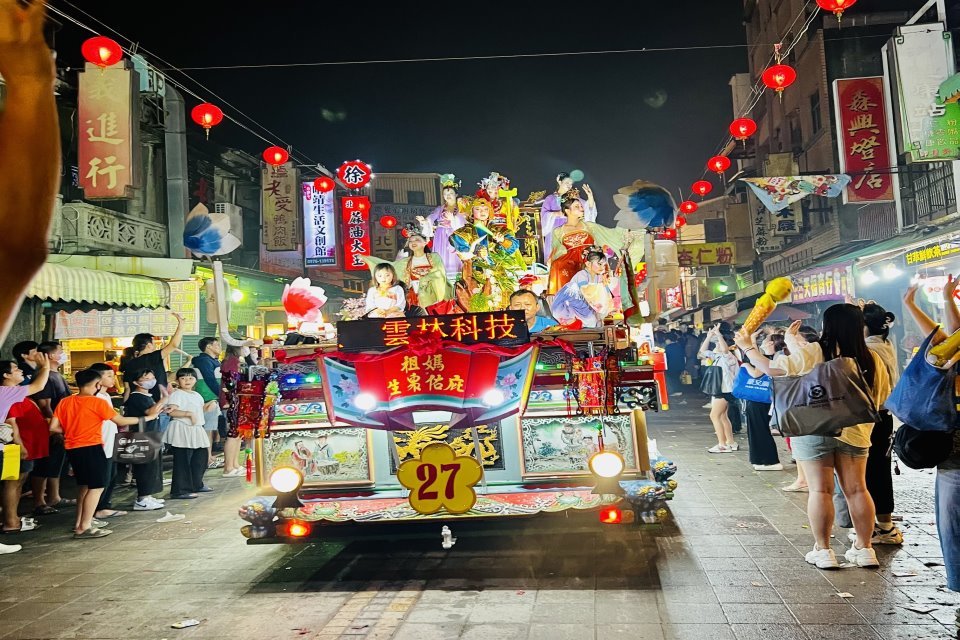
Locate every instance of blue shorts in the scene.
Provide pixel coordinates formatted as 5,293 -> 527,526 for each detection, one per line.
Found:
790,435 -> 869,462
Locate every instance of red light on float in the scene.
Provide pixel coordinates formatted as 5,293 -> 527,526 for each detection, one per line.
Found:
762,64 -> 797,94
263,146 -> 289,167
313,176 -> 335,193
729,117 -> 757,141
284,520 -> 310,537
81,36 -> 123,68
379,215 -> 397,229
600,507 -> 623,524
707,155 -> 731,175
190,103 -> 223,139
692,180 -> 713,198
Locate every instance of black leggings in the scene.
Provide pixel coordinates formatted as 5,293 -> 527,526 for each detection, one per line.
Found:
866,412 -> 895,515
745,400 -> 779,466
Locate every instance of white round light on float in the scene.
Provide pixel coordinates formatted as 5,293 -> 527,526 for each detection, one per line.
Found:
588,451 -> 625,478
482,389 -> 505,407
270,467 -> 303,493
354,393 -> 377,411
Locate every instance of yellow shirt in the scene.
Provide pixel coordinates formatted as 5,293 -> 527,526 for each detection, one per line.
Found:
771,342 -> 891,449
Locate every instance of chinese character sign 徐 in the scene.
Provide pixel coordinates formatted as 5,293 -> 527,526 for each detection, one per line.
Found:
677,242 -> 737,268
342,196 -> 372,271
833,77 -> 894,203
262,163 -> 299,252
302,181 -> 338,268
78,63 -> 139,199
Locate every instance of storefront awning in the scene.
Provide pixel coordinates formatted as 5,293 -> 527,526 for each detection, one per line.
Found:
26,262 -> 170,309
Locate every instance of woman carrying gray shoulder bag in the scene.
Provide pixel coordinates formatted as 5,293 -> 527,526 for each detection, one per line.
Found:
734,304 -> 891,571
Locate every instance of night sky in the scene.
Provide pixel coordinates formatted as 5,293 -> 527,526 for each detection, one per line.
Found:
51,0 -> 747,223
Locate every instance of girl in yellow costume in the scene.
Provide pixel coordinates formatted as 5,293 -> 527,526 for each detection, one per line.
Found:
362,231 -> 452,311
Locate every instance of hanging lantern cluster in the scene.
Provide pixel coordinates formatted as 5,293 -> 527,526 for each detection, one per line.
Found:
190,103 -> 224,140
81,36 -> 123,68
263,146 -> 289,168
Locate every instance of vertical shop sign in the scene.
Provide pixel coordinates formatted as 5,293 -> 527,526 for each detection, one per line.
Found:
302,181 -> 338,268
833,77 -> 895,203
749,201 -> 783,253
262,163 -> 299,251
342,196 -> 372,271
77,62 -> 140,199
888,24 -> 960,163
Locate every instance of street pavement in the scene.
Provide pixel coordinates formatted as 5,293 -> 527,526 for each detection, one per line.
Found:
0,395 -> 957,640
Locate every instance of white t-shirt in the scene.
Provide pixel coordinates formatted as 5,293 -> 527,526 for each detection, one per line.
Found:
97,391 -> 118,456
162,389 -> 208,449
771,342 -> 891,449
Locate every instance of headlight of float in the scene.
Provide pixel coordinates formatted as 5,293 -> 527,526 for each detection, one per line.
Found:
589,451 -> 625,478
270,467 -> 304,493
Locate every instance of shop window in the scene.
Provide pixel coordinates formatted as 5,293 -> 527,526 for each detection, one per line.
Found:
375,189 -> 394,203
407,190 -> 425,205
810,91 -> 822,134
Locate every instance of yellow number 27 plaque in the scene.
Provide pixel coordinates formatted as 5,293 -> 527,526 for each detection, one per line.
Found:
397,443 -> 483,515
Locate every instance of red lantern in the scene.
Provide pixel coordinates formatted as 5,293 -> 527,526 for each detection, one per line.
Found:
81,36 -> 123,68
659,228 -> 677,241
707,155 -> 731,175
679,200 -> 698,214
816,0 -> 857,22
729,117 -> 757,142
676,216 -> 687,228
379,215 -> 397,229
692,180 -> 713,197
401,228 -> 411,238
762,64 -> 797,95
190,103 -> 223,140
313,176 -> 335,193
263,146 -> 289,167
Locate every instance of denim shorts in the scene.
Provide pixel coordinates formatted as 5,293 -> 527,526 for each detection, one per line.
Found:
790,435 -> 869,462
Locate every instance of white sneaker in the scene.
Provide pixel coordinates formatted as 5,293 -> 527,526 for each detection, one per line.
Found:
707,444 -> 732,453
844,544 -> 879,567
753,463 -> 784,471
133,497 -> 163,511
0,542 -> 22,554
670,392 -> 684,397
847,525 -> 904,546
222,468 -> 245,478
805,546 -> 840,569
702,402 -> 713,409
727,442 -> 740,451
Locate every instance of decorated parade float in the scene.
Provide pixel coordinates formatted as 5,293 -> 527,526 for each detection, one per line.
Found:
227,171 -> 683,545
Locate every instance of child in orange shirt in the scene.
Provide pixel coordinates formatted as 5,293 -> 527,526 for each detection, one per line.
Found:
50,369 -> 161,539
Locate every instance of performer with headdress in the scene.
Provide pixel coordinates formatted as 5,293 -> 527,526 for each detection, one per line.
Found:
450,197 -> 525,311
540,172 -> 598,263
477,172 -> 521,231
361,229 -> 453,311
416,174 -> 467,278
550,245 -> 616,328
547,190 -> 640,294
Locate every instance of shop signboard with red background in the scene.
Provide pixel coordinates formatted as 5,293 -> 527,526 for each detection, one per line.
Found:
832,77 -> 895,203
342,196 -> 372,271
78,62 -> 140,199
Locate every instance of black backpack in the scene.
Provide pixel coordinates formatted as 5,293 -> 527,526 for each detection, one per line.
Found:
893,425 -> 956,470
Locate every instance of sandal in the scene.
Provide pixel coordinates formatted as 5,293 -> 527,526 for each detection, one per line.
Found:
782,483 -> 809,493
33,505 -> 59,516
52,499 -> 77,508
73,527 -> 112,539
95,510 -> 128,518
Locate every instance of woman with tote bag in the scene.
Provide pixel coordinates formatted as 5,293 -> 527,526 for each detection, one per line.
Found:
734,304 -> 891,570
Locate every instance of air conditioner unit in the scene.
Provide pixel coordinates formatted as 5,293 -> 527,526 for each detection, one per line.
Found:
215,203 -> 244,245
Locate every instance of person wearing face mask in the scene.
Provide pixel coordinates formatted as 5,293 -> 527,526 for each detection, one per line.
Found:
49,369 -> 160,539
29,341 -> 73,515
122,369 -> 167,510
118,313 -> 186,402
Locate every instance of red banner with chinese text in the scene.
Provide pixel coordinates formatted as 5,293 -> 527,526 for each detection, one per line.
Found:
834,77 -> 894,203
355,349 -> 499,404
337,311 -> 529,351
78,63 -> 139,199
343,196 -> 371,271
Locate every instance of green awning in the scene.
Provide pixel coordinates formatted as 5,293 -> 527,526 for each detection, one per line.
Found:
27,262 -> 170,309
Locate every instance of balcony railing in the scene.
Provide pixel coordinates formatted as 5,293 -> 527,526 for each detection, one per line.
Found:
53,201 -> 168,257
